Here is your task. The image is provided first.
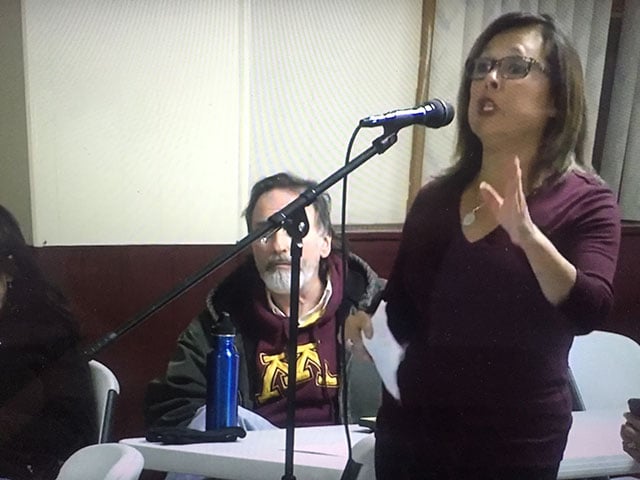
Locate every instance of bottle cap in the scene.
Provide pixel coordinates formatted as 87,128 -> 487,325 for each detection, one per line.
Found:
213,311 -> 235,335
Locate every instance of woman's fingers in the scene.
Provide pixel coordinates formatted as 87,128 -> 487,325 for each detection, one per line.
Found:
479,181 -> 503,218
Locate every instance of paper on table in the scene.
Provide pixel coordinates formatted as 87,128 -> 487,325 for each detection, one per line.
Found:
361,300 -> 405,401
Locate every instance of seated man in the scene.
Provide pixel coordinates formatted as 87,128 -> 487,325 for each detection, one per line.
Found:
145,172 -> 383,431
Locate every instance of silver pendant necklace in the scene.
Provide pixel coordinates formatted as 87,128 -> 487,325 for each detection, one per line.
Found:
462,204 -> 484,227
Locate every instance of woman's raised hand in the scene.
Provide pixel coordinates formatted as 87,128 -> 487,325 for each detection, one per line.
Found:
479,156 -> 538,246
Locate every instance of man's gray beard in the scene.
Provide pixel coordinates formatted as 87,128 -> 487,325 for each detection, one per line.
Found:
261,267 -> 312,295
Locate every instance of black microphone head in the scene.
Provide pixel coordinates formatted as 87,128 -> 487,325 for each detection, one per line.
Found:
359,98 -> 455,129
423,99 -> 455,128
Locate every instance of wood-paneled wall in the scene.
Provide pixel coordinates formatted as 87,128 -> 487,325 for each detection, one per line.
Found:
33,226 -> 640,441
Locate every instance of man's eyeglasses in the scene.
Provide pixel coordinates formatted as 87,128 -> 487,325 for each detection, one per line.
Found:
467,55 -> 547,80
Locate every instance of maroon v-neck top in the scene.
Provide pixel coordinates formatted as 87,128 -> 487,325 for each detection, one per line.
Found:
379,170 -> 621,468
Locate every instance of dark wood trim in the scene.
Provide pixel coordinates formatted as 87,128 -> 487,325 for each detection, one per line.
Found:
407,0 -> 437,210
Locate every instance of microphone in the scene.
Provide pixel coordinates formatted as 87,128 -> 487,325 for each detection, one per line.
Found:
359,98 -> 454,130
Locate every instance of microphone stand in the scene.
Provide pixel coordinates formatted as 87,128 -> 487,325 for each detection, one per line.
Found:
281,208 -> 307,480
83,127 -> 400,480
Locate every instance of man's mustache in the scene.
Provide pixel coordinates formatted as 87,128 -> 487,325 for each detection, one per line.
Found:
265,254 -> 291,271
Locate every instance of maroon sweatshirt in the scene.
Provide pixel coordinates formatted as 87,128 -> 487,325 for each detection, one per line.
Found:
379,170 -> 621,468
249,255 -> 345,427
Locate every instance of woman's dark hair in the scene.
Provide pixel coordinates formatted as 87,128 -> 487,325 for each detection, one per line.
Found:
0,205 -> 75,332
447,11 -> 587,189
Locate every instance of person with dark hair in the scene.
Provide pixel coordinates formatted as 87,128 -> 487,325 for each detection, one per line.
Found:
145,172 -> 383,431
0,206 -> 96,480
347,11 -> 621,479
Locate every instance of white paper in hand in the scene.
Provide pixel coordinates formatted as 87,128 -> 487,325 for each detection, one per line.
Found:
361,300 -> 405,401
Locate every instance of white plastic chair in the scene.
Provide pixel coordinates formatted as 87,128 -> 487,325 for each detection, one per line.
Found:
55,443 -> 144,480
352,433 -> 377,480
569,331 -> 640,410
89,360 -> 120,443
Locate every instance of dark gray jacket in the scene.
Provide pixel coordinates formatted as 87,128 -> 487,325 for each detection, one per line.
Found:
144,252 -> 383,428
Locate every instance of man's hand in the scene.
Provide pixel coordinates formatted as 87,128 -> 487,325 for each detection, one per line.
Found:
343,310 -> 374,362
621,412 -> 640,462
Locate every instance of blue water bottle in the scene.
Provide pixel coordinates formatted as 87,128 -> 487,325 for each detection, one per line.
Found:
206,312 -> 240,430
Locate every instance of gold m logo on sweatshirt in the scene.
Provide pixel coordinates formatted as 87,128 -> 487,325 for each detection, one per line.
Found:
257,342 -> 338,403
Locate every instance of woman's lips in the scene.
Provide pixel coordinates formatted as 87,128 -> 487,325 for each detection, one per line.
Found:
478,97 -> 497,115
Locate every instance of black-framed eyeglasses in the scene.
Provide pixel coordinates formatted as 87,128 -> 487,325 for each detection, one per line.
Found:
467,55 -> 547,80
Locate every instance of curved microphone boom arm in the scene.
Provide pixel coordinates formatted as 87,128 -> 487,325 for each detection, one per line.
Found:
84,96 -> 455,358
83,130 -> 399,359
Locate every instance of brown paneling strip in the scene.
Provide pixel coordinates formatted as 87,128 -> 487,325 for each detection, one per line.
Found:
407,0 -> 438,210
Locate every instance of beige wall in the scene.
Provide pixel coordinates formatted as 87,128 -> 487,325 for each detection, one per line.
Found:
5,0 -> 424,246
22,0 -> 244,245
0,0 -> 32,242
6,1 -> 612,246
